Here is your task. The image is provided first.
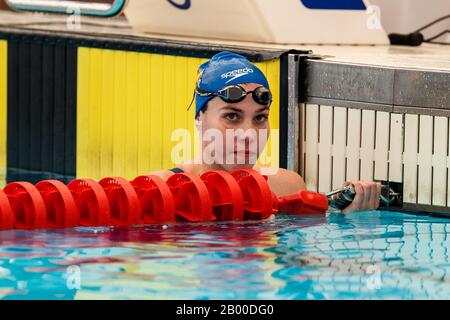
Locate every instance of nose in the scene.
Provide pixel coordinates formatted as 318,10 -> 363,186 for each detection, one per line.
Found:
236,120 -> 258,145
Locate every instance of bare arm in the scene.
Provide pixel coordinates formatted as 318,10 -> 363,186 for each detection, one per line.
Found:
266,168 -> 306,197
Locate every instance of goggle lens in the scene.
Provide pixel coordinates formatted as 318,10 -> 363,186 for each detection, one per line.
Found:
215,85 -> 272,105
220,86 -> 246,102
253,87 -> 271,105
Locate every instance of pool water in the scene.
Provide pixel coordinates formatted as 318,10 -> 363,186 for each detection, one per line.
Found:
0,210 -> 449,299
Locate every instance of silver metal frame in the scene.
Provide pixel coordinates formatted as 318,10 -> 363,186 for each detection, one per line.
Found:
302,60 -> 450,111
286,54 -> 300,172
300,57 -> 450,215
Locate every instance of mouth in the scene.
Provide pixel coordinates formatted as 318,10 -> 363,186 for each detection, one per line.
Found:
233,150 -> 256,156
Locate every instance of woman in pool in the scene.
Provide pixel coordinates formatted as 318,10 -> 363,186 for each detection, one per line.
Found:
151,51 -> 381,212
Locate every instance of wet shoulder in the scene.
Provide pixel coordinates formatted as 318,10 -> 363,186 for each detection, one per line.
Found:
147,164 -> 195,181
263,167 -> 306,196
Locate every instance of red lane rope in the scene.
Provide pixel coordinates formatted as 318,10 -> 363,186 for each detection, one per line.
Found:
131,175 -> 175,224
166,173 -> 213,222
0,189 -> 14,230
278,190 -> 328,214
67,179 -> 110,227
36,180 -> 79,228
200,171 -> 243,221
0,169 -> 328,231
99,177 -> 141,227
231,169 -> 275,220
3,182 -> 47,230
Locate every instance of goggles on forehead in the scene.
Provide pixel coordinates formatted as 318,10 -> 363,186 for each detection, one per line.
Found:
196,84 -> 272,106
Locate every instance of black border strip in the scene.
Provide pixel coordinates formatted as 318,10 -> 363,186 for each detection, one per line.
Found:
278,53 -> 289,169
6,39 -> 77,184
402,203 -> 450,218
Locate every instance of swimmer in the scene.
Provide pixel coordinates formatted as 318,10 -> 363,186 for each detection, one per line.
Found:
150,51 -> 381,212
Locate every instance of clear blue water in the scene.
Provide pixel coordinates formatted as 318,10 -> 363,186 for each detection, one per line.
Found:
0,210 -> 449,300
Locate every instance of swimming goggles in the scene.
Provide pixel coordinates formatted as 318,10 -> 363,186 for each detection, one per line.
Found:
196,84 -> 272,106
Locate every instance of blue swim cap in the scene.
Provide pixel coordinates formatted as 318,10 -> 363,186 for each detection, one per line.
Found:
195,51 -> 269,118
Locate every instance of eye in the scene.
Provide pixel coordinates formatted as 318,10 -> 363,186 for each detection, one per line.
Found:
254,114 -> 268,123
224,113 -> 240,121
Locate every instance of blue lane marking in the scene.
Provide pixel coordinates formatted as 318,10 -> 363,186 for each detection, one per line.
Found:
301,0 -> 366,10
167,0 -> 191,10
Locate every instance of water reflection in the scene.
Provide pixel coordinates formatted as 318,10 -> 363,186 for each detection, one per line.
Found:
0,211 -> 448,299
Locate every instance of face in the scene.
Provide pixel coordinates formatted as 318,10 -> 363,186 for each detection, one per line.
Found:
196,83 -> 271,171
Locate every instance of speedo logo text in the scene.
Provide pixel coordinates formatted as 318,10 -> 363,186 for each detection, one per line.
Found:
221,68 -> 254,83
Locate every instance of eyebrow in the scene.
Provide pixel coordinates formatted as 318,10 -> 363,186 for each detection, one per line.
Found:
221,106 -> 270,113
221,106 -> 243,113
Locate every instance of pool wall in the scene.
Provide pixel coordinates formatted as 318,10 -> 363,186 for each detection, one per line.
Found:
0,28 -> 283,184
76,47 -> 280,180
0,23 -> 449,216
296,58 -> 450,215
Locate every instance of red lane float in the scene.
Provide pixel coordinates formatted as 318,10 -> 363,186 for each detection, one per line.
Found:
200,171 -> 244,221
0,190 -> 14,230
0,169 -> 328,231
231,169 -> 275,220
67,179 -> 110,226
36,180 -> 79,228
230,169 -> 328,216
131,175 -> 175,224
3,182 -> 46,230
277,190 -> 328,214
166,173 -> 213,222
99,177 -> 141,227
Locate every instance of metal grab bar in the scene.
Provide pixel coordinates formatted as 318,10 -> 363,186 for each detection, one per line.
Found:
5,0 -> 127,17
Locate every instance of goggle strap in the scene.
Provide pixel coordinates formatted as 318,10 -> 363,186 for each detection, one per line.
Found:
186,90 -> 196,111
194,85 -> 272,105
195,87 -> 216,97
